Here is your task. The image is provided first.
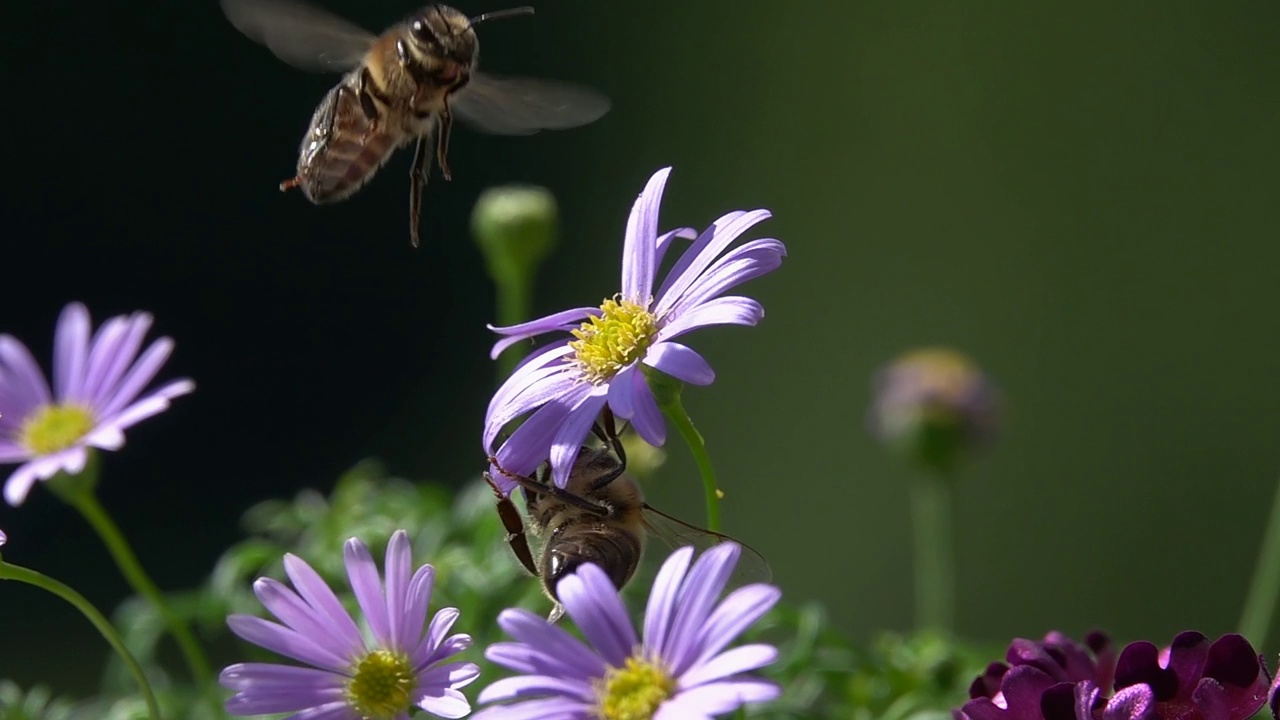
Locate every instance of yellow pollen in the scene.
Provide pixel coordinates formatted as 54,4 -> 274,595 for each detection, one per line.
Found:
569,297 -> 658,384
596,656 -> 675,720
345,649 -> 417,719
18,404 -> 95,455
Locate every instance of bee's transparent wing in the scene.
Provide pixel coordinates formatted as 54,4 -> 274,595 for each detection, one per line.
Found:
220,0 -> 375,73
451,72 -> 611,135
640,503 -> 772,589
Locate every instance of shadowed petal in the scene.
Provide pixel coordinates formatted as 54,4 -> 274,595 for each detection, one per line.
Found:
654,227 -> 699,268
690,584 -> 782,666
283,555 -> 364,654
80,315 -> 132,404
549,390 -> 607,488
254,577 -> 356,660
558,563 -> 637,666
656,296 -> 764,343
488,308 -> 597,359
95,336 -> 175,418
664,544 -> 740,675
1102,684 -> 1157,720
665,238 -> 786,318
472,696 -> 592,720
629,370 -> 665,446
678,644 -> 778,688
489,609 -> 606,678
226,614 -> 350,672
0,335 -> 52,410
344,537 -> 391,649
644,342 -> 715,386
620,167 -> 672,303
479,675 -> 595,704
644,547 -> 694,656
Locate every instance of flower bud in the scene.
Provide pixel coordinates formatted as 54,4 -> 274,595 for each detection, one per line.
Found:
471,185 -> 558,291
868,348 -> 1000,474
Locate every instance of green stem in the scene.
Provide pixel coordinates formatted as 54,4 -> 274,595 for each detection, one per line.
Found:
1238,473 -> 1280,646
0,561 -> 162,720
65,491 -> 216,709
495,272 -> 533,383
656,392 -> 722,533
909,475 -> 954,634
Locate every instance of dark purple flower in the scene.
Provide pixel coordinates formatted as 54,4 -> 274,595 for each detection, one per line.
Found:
956,631 -> 1272,720
474,543 -> 781,719
483,167 -> 785,492
0,303 -> 194,505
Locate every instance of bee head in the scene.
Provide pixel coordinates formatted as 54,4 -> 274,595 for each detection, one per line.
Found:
408,5 -> 478,67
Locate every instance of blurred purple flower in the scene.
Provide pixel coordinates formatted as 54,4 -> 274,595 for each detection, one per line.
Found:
0,302 -> 194,506
220,530 -> 479,719
956,630 -> 1273,720
475,543 -> 781,719
483,167 -> 785,492
0,527 -> 6,547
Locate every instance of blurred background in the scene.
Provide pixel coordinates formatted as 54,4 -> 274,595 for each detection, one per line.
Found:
2,0 -> 1279,693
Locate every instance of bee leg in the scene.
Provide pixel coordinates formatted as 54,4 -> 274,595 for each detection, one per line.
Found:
546,603 -> 566,624
356,68 -> 382,143
484,472 -> 540,577
408,136 -> 432,248
489,456 -> 611,517
279,176 -> 303,192
587,407 -> 628,491
436,100 -> 454,181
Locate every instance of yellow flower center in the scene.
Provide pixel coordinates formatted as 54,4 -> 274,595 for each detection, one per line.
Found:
596,656 -> 676,720
345,649 -> 417,719
569,297 -> 658,384
18,404 -> 95,455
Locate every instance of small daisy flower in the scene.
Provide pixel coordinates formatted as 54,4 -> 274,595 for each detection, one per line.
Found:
220,529 -> 480,719
957,630 -> 1273,720
0,302 -> 194,506
482,167 -> 785,492
475,542 -> 781,719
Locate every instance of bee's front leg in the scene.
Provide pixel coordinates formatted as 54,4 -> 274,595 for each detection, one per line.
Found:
407,136 -> 432,248
436,99 -> 454,182
355,68 -> 381,143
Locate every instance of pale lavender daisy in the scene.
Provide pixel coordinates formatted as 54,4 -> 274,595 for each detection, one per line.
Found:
483,167 -> 785,491
0,302 -> 194,506
220,529 -> 479,719
475,542 -> 781,720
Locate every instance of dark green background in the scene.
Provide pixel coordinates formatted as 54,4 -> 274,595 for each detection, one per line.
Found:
1,0 -> 1278,692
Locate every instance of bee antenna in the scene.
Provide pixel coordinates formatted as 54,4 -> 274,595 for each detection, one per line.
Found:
467,6 -> 535,29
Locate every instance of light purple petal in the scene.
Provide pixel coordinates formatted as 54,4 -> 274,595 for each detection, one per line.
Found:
620,167 -> 673,304
558,563 -> 638,667
664,543 -> 741,675
282,554 -> 365,655
415,661 -> 481,690
643,342 -> 715,386
655,296 -> 764,344
254,577 -> 356,661
382,531 -> 412,651
260,701 -> 355,720
606,364 -> 638,420
472,696 -> 592,720
652,212 -> 746,312
549,390 -> 608,488
344,537 -> 391,649
659,679 -> 779,717
629,371 -> 666,446
653,210 -> 771,318
0,335 -> 52,411
93,379 -> 195,435
414,687 -> 472,719
678,644 -> 778,688
3,450 -> 86,506
412,605 -> 462,668
478,675 -> 595,704
689,584 -> 781,667
95,337 -> 175,418
79,315 -> 131,404
0,442 -> 30,463
82,313 -> 152,406
643,547 -> 694,658
401,564 -> 435,660
488,308 -> 597,359
488,609 -> 606,679
665,239 -> 786,318
219,663 -> 346,713
225,614 -> 350,672
485,362 -> 578,451
654,227 -> 699,269
53,303 -> 91,402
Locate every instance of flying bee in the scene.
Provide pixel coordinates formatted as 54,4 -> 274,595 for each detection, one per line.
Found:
220,0 -> 610,247
485,411 -> 771,622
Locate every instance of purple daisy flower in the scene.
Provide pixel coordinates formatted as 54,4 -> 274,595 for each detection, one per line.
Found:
956,630 -> 1273,720
475,542 -> 781,719
0,302 -> 194,506
483,167 -> 785,491
220,529 -> 480,720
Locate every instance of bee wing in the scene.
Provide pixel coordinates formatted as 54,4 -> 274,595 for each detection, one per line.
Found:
220,0 -> 376,73
451,72 -> 611,135
640,503 -> 773,588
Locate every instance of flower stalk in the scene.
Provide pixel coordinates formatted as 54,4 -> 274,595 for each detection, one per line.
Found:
646,366 -> 721,532
0,560 -> 162,720
909,473 -> 954,635
45,459 -> 215,711
1238,472 -> 1280,648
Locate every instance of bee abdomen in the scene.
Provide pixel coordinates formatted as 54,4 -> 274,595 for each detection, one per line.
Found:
544,526 -> 642,598
294,81 -> 402,204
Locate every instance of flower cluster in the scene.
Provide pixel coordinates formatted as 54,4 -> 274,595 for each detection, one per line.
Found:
482,167 -> 786,491
955,630 -> 1276,720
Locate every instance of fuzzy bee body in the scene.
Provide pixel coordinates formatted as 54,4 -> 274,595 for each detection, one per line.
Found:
221,0 -> 610,246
